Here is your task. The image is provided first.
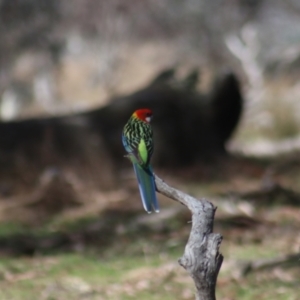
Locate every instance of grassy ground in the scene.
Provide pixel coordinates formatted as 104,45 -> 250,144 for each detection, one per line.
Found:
0,154 -> 299,300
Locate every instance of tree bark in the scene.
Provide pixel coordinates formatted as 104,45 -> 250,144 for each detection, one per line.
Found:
155,175 -> 223,300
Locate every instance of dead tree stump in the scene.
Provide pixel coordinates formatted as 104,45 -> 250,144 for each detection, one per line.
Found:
155,175 -> 223,300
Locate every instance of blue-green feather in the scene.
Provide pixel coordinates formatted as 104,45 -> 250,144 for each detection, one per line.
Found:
132,163 -> 159,213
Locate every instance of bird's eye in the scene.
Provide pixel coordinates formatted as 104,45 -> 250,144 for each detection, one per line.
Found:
146,112 -> 151,117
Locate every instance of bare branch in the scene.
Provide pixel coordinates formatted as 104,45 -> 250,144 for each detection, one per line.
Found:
154,175 -> 223,300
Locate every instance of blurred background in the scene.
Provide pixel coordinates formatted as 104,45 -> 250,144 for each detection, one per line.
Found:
0,0 -> 299,299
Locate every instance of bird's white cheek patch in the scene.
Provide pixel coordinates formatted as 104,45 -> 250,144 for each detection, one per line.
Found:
145,117 -> 151,123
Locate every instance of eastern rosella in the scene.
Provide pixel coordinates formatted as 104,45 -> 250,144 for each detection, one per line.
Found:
122,109 -> 159,213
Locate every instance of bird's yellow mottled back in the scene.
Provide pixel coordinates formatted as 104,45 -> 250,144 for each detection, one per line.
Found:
122,111 -> 153,167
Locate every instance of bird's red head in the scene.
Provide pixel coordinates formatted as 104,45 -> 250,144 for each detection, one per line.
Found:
133,109 -> 153,123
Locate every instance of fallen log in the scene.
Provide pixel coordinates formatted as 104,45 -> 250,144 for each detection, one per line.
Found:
0,69 -> 243,189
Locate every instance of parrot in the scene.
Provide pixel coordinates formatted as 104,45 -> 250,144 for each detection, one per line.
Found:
122,108 -> 159,213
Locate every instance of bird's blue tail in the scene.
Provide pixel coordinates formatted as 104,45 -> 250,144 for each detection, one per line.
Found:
132,163 -> 159,213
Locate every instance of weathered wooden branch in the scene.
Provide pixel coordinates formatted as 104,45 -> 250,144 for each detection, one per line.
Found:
154,175 -> 223,300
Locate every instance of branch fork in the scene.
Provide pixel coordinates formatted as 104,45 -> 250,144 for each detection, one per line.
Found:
154,175 -> 223,300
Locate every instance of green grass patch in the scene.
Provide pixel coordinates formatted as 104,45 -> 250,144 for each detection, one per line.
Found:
0,182 -> 298,300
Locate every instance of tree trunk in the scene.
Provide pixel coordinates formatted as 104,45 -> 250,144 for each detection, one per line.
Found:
155,175 -> 223,300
